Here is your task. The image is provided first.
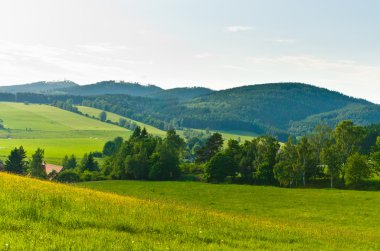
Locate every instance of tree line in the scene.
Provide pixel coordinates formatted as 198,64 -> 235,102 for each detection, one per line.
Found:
69,121 -> 380,189
197,121 -> 380,189
1,121 -> 380,189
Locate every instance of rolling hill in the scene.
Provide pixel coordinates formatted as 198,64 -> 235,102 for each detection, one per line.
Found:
0,80 -> 213,100
74,83 -> 380,140
1,82 -> 380,139
76,105 -> 256,143
180,83 -> 377,135
0,102 -> 131,163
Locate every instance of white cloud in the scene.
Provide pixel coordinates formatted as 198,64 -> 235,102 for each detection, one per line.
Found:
0,41 -> 151,85
226,26 -> 253,32
194,53 -> 212,59
222,65 -> 249,71
274,39 -> 297,44
78,44 -> 130,53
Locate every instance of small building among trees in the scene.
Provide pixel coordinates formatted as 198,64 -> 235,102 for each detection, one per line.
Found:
43,162 -> 63,179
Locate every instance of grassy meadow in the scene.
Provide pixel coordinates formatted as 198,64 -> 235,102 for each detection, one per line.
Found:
0,173 -> 379,250
0,102 -> 132,163
77,105 -> 256,143
77,105 -> 167,137
78,180 -> 380,233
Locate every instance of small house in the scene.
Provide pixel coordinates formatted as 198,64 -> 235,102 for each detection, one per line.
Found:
43,162 -> 63,179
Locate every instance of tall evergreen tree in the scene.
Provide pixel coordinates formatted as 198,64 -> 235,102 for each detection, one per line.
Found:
99,111 -> 107,122
195,133 -> 224,163
80,153 -> 99,172
132,126 -> 142,138
62,154 -> 77,169
29,148 -> 46,178
5,146 -> 27,174
141,127 -> 148,138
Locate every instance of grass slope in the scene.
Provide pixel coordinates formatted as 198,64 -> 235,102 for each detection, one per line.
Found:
0,102 -> 131,163
2,173 -> 380,250
77,105 -> 167,137
77,105 -> 256,142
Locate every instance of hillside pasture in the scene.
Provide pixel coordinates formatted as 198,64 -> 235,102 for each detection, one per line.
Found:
0,102 -> 131,163
77,105 -> 256,142
77,105 -> 167,136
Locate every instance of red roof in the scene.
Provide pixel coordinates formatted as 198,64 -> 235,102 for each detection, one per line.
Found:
44,164 -> 63,175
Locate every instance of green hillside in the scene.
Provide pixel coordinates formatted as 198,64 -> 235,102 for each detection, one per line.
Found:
289,103 -> 380,134
2,82 -> 380,140
182,83 -> 374,134
149,87 -> 214,101
0,102 -> 131,163
1,173 -> 379,250
77,105 -> 256,143
73,83 -> 380,140
77,105 -> 167,137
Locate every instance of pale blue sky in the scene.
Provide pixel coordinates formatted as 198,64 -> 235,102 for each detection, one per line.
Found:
0,0 -> 379,102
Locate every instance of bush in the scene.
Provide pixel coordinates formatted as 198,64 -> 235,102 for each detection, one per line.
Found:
180,163 -> 205,174
56,170 -> 80,183
80,171 -> 106,182
80,170 -> 93,181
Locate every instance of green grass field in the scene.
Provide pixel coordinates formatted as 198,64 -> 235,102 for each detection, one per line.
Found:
0,102 -> 254,165
1,173 -> 379,250
0,102 -> 132,164
77,180 -> 380,250
77,105 -> 256,143
77,105 -> 167,137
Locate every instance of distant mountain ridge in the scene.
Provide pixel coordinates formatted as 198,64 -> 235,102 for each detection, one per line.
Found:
56,80 -> 163,97
0,80 -> 213,100
0,81 -> 78,93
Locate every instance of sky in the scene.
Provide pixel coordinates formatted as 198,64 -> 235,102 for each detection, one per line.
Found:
0,0 -> 379,102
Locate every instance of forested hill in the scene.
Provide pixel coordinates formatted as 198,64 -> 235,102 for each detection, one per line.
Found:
0,80 -> 212,100
182,83 -> 375,133
0,82 -> 379,140
149,87 -> 214,101
0,81 -> 78,93
56,81 -> 163,96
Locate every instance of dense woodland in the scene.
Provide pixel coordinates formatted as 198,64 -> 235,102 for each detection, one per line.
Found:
3,120 -> 380,190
